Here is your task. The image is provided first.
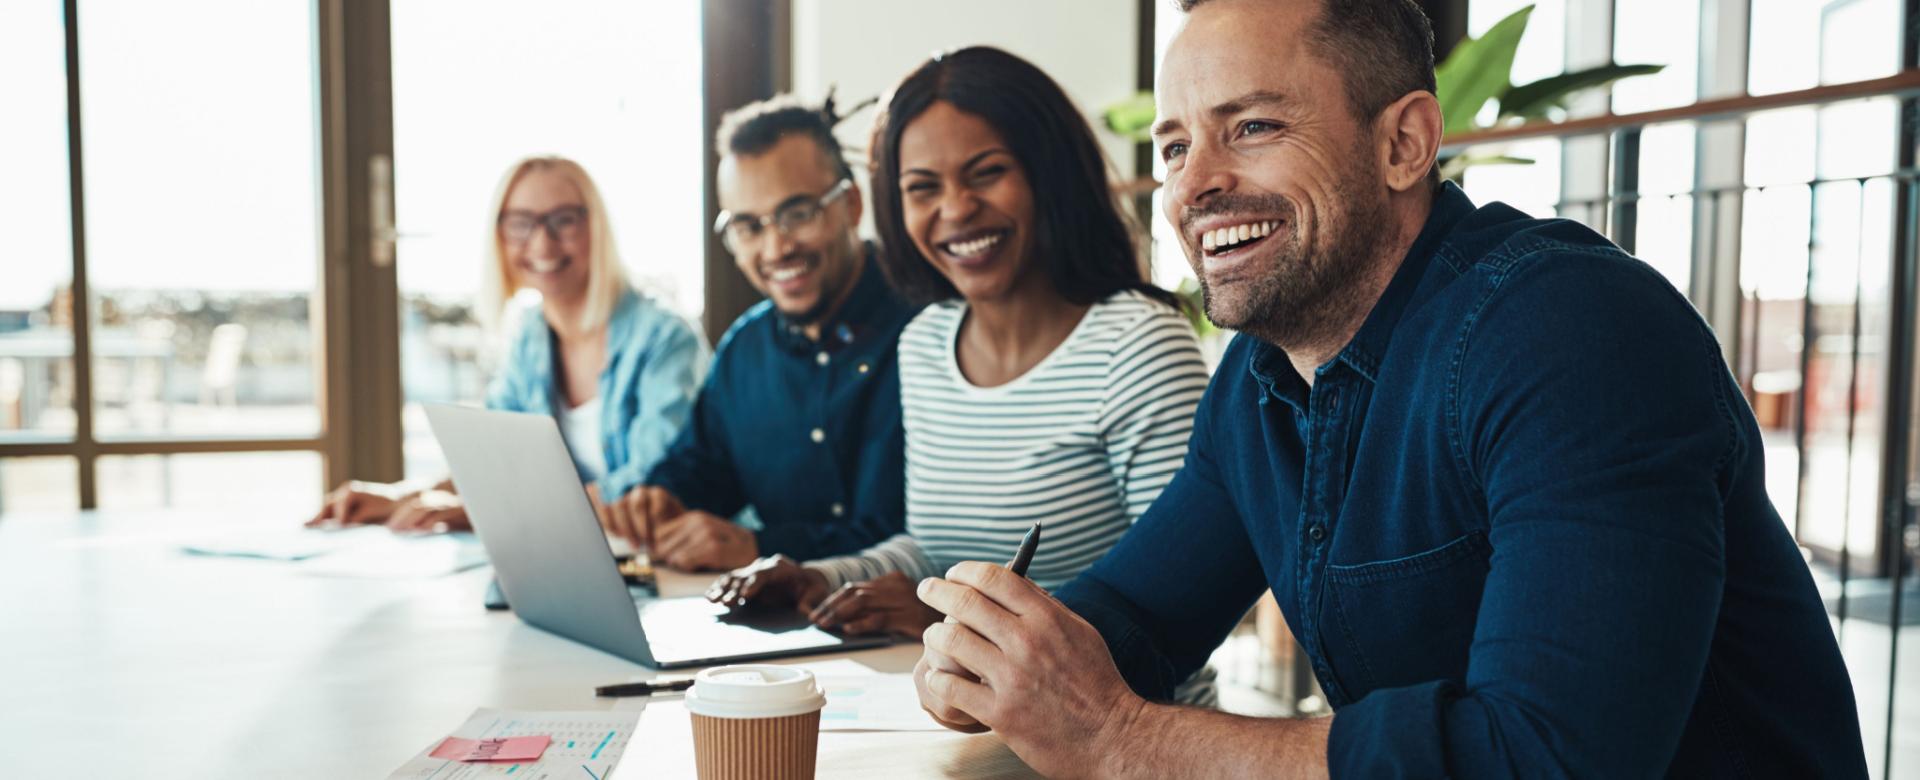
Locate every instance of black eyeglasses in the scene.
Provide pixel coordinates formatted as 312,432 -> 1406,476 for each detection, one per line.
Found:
499,205 -> 589,245
713,179 -> 852,254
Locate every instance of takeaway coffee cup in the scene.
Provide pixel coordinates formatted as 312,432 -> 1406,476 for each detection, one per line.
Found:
684,665 -> 828,780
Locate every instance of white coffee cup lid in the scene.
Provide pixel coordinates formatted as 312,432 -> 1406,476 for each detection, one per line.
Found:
683,665 -> 828,719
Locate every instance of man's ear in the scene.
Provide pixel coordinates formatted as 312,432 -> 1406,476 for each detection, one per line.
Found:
1376,90 -> 1443,193
845,179 -> 865,227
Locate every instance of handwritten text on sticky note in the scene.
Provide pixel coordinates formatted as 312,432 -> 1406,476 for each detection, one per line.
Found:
429,735 -> 552,762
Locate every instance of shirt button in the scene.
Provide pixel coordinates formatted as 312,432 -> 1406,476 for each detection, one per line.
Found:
810,428 -> 825,444
1308,525 -> 1327,542
830,502 -> 845,517
816,351 -> 830,366
857,363 -> 870,374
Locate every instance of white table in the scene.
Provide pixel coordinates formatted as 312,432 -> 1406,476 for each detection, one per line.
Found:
0,510 -> 1036,778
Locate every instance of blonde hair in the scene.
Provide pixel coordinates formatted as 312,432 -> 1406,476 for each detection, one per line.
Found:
480,155 -> 630,334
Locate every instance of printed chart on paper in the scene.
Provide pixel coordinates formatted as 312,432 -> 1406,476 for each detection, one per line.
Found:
386,708 -> 641,780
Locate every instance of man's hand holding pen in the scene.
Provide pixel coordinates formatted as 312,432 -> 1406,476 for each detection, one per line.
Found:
912,561 -> 1148,780
907,522 -> 1152,775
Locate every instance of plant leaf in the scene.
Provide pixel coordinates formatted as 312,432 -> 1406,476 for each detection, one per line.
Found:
1498,63 -> 1666,120
1103,91 -> 1158,142
1435,4 -> 1532,134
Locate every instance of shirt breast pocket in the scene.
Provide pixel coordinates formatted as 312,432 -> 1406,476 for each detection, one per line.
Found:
1321,531 -> 1491,702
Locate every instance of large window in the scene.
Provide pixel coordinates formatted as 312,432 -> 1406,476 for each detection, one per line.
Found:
0,1 -> 77,511
80,0 -> 323,442
0,0 -> 327,513
1741,0 -> 1903,561
1460,0 -> 1919,773
1610,0 -> 1699,288
1457,0 -> 1566,216
390,0 -> 705,480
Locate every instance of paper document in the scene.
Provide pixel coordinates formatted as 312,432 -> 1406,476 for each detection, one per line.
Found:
387,708 -> 639,780
179,526 -> 386,561
791,658 -> 885,677
818,674 -> 948,731
296,531 -> 487,578
610,699 -> 1038,780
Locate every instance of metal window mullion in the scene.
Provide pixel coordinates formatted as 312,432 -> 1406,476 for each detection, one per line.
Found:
1877,162 -> 1917,780
316,0 -> 352,492
0,438 -> 325,458
1794,181 -> 1821,543
61,0 -> 95,509
1559,0 -> 1615,229
314,0 -> 402,490
701,0 -> 790,345
1877,1 -> 1920,775
1693,0 -> 1751,357
1837,179 -> 1871,630
1131,0 -> 1156,236
1608,129 -> 1642,253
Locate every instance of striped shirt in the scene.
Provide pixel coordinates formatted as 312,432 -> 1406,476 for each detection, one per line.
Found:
806,289 -> 1209,592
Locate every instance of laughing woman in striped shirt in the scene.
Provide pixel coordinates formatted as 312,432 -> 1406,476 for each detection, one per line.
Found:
710,46 -> 1209,667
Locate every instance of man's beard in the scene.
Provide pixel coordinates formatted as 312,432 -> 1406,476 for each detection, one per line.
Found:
780,234 -> 860,327
1186,158 -> 1392,350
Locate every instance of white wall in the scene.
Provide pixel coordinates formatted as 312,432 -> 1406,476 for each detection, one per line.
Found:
790,0 -> 1144,236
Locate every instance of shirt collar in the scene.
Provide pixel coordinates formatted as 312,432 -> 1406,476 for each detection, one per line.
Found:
1247,337 -> 1312,413
1245,182 -> 1477,392
774,241 -> 890,353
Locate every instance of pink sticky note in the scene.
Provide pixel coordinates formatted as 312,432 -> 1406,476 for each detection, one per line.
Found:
430,735 -> 552,762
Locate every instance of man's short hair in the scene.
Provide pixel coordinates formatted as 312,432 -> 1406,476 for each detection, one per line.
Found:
715,94 -> 854,180
1178,0 -> 1436,122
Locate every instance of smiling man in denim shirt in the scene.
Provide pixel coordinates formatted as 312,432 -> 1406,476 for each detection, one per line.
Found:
908,0 -> 1867,777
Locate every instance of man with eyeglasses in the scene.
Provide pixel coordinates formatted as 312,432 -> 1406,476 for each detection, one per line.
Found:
595,95 -> 919,572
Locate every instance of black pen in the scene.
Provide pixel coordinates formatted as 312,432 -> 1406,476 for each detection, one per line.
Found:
594,677 -> 694,697
1007,522 -> 1041,578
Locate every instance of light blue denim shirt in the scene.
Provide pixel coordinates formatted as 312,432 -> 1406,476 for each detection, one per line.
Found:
484,288 -> 708,502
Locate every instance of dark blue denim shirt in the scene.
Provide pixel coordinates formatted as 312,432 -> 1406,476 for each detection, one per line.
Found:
646,245 -> 918,560
1056,184 -> 1865,777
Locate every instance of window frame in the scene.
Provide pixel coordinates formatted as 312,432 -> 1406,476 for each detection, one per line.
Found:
0,0 -> 397,508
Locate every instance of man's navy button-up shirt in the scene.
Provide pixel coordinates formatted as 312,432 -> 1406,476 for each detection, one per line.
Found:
646,246 -> 918,560
1057,183 -> 1865,777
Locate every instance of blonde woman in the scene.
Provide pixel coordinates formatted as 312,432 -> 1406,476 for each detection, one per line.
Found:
309,155 -> 707,533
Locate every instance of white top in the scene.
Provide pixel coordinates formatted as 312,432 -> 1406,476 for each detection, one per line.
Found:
557,396 -> 606,479
806,290 -> 1209,592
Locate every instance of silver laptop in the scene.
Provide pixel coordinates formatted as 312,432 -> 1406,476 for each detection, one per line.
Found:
424,403 -> 890,668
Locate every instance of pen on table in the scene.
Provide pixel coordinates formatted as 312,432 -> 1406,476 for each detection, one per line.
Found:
1007,522 -> 1041,578
594,677 -> 694,698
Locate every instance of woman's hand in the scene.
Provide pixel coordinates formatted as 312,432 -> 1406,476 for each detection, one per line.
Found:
307,481 -> 406,528
384,489 -> 471,534
707,555 -> 832,610
808,572 -> 944,638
